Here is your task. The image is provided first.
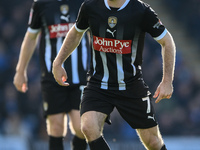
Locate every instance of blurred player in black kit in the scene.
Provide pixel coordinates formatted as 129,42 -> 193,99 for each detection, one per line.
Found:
13,0 -> 89,150
53,0 -> 176,150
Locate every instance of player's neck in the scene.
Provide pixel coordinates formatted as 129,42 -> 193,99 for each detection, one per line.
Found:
107,0 -> 126,8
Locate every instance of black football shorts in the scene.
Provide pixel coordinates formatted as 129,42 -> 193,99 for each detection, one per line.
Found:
80,85 -> 158,129
41,81 -> 85,118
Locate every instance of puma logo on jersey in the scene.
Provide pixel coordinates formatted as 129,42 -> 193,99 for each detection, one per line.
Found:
148,115 -> 155,121
60,15 -> 70,22
106,29 -> 116,37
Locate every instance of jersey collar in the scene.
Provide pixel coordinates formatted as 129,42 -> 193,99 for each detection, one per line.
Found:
104,0 -> 130,11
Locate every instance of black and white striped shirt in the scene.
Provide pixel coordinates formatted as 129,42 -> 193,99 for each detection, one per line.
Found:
76,0 -> 167,90
28,0 -> 89,85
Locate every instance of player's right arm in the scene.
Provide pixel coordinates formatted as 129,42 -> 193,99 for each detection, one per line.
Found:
53,2 -> 89,86
52,25 -> 85,86
13,31 -> 40,93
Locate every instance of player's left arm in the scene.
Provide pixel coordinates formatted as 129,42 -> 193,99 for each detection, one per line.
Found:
153,31 -> 176,103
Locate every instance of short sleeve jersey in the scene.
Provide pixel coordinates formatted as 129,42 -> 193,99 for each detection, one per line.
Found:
75,0 -> 167,90
28,0 -> 89,85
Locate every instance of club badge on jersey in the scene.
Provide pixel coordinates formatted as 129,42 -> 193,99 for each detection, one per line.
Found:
60,4 -> 69,15
108,16 -> 117,28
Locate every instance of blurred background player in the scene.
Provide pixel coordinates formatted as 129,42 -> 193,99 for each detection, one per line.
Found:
13,0 -> 89,150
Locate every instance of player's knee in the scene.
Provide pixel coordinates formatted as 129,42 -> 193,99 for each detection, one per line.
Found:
81,122 -> 98,139
70,122 -> 85,138
146,137 -> 162,150
53,123 -> 65,134
81,122 -> 91,136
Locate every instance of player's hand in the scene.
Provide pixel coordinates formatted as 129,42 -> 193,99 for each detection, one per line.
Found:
52,62 -> 69,86
13,71 -> 28,93
153,81 -> 173,103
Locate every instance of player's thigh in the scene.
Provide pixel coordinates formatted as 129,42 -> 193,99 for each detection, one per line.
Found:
46,113 -> 67,135
47,113 -> 67,128
80,86 -> 114,136
68,110 -> 81,130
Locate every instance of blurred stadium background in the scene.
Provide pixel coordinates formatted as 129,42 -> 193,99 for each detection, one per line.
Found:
0,0 -> 200,149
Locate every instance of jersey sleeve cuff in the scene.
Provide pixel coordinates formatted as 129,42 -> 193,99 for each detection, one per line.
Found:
27,27 -> 41,33
75,24 -> 88,32
154,28 -> 167,41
